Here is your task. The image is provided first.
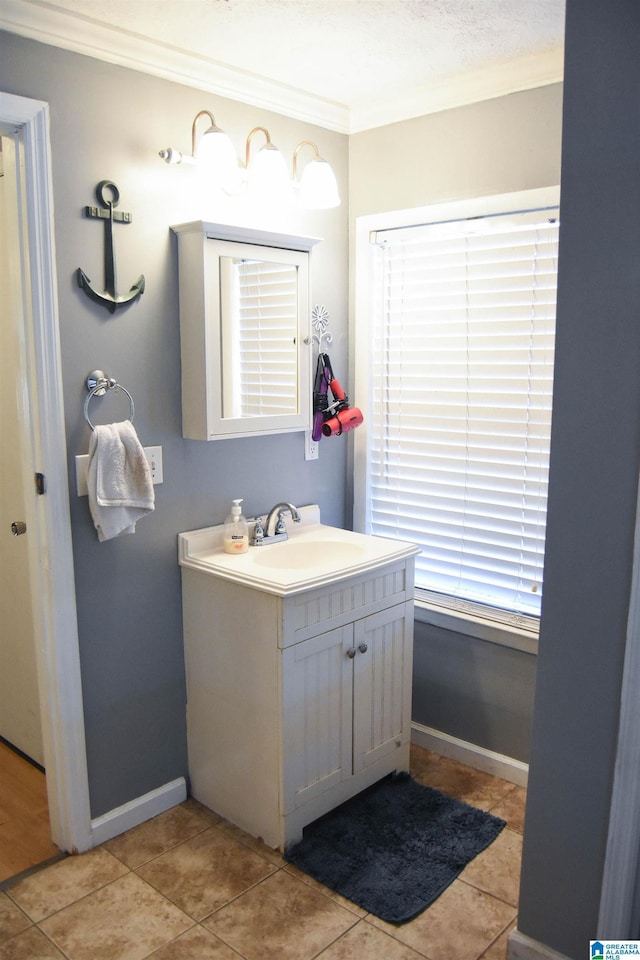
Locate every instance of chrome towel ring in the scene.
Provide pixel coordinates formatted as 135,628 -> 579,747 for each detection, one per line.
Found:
84,369 -> 135,431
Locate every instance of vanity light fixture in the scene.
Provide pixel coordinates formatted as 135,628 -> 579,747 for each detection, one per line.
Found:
293,141 -> 341,210
159,112 -> 341,209
159,109 -> 238,188
244,126 -> 290,199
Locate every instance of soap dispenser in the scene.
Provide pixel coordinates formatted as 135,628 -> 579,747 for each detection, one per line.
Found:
223,499 -> 249,555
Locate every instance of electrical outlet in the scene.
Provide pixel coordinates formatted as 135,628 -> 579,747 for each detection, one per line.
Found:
305,431 -> 319,461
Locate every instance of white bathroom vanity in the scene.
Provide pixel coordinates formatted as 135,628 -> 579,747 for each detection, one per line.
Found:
178,506 -> 419,850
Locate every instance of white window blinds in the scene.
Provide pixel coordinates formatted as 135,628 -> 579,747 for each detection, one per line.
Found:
367,207 -> 559,625
224,258 -> 299,418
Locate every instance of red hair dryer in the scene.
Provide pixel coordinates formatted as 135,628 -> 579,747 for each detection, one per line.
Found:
321,374 -> 364,435
322,407 -> 364,436
312,352 -> 364,439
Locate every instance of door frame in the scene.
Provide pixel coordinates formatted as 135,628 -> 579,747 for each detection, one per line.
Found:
597,471 -> 640,935
0,91 -> 91,853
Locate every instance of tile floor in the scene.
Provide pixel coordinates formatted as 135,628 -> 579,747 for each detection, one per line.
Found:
0,745 -> 525,960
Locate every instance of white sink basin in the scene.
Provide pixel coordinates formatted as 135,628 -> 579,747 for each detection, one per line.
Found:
252,539 -> 365,571
178,505 -> 419,596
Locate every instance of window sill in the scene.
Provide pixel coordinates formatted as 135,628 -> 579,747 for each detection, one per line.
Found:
414,598 -> 539,655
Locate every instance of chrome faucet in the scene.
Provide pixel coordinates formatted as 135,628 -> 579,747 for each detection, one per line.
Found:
249,502 -> 301,546
265,502 -> 301,538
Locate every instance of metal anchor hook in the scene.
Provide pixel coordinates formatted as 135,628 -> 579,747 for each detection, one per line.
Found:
77,180 -> 145,314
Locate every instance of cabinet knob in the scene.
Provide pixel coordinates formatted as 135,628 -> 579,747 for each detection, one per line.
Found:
358,642 -> 368,654
346,648 -> 356,659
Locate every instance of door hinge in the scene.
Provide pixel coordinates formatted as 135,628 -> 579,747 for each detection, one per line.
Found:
35,472 -> 47,495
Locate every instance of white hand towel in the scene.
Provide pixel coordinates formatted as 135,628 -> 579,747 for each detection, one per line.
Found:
87,421 -> 155,542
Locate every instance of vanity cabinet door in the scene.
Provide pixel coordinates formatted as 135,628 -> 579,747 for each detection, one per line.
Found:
281,624 -> 353,815
281,601 -> 413,817
352,602 -> 414,775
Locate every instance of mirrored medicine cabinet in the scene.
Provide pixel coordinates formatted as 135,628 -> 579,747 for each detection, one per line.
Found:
171,221 -> 321,440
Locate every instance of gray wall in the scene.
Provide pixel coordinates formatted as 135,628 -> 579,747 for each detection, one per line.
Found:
349,84 -> 563,763
518,0 -> 640,953
0,32 -> 349,818
348,83 -> 563,216
412,625 -> 536,762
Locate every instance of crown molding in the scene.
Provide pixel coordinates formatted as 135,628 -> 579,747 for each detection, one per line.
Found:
1,1 -> 563,135
0,0 -> 350,132
349,46 -> 564,133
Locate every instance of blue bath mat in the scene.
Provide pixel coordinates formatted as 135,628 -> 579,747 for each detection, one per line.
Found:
284,774 -> 506,924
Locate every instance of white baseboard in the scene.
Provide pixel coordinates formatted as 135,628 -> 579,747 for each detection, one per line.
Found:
90,777 -> 187,846
508,928 -> 573,960
411,722 -> 529,787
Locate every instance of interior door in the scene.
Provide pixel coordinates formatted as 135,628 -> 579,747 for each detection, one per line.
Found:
0,134 -> 44,765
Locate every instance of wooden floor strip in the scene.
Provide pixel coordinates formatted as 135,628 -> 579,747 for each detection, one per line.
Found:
0,740 -> 58,883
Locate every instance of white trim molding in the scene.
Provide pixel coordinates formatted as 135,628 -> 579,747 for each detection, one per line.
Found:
91,778 -> 187,847
351,47 -> 564,133
0,0 -> 348,133
508,929 -> 573,960
0,91 -> 92,853
0,0 -> 563,134
415,599 -> 539,656
411,723 -> 529,788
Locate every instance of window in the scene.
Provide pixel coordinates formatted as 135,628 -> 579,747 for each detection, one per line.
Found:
354,189 -> 560,634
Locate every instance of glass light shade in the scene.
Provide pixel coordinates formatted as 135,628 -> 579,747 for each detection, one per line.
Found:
196,128 -> 239,189
298,159 -> 340,210
248,143 -> 291,198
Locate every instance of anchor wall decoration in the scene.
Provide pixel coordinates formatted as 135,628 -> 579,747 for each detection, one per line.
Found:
77,180 -> 145,314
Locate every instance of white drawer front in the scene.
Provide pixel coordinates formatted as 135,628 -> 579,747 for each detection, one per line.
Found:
280,561 -> 411,648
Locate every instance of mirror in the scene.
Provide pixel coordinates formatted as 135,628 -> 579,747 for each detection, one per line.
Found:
171,221 -> 321,440
219,255 -> 300,420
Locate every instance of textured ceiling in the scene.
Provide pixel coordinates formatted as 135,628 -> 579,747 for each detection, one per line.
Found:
1,0 -> 566,131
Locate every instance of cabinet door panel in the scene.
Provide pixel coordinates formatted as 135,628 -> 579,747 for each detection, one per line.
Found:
352,603 -> 412,773
281,626 -> 352,814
